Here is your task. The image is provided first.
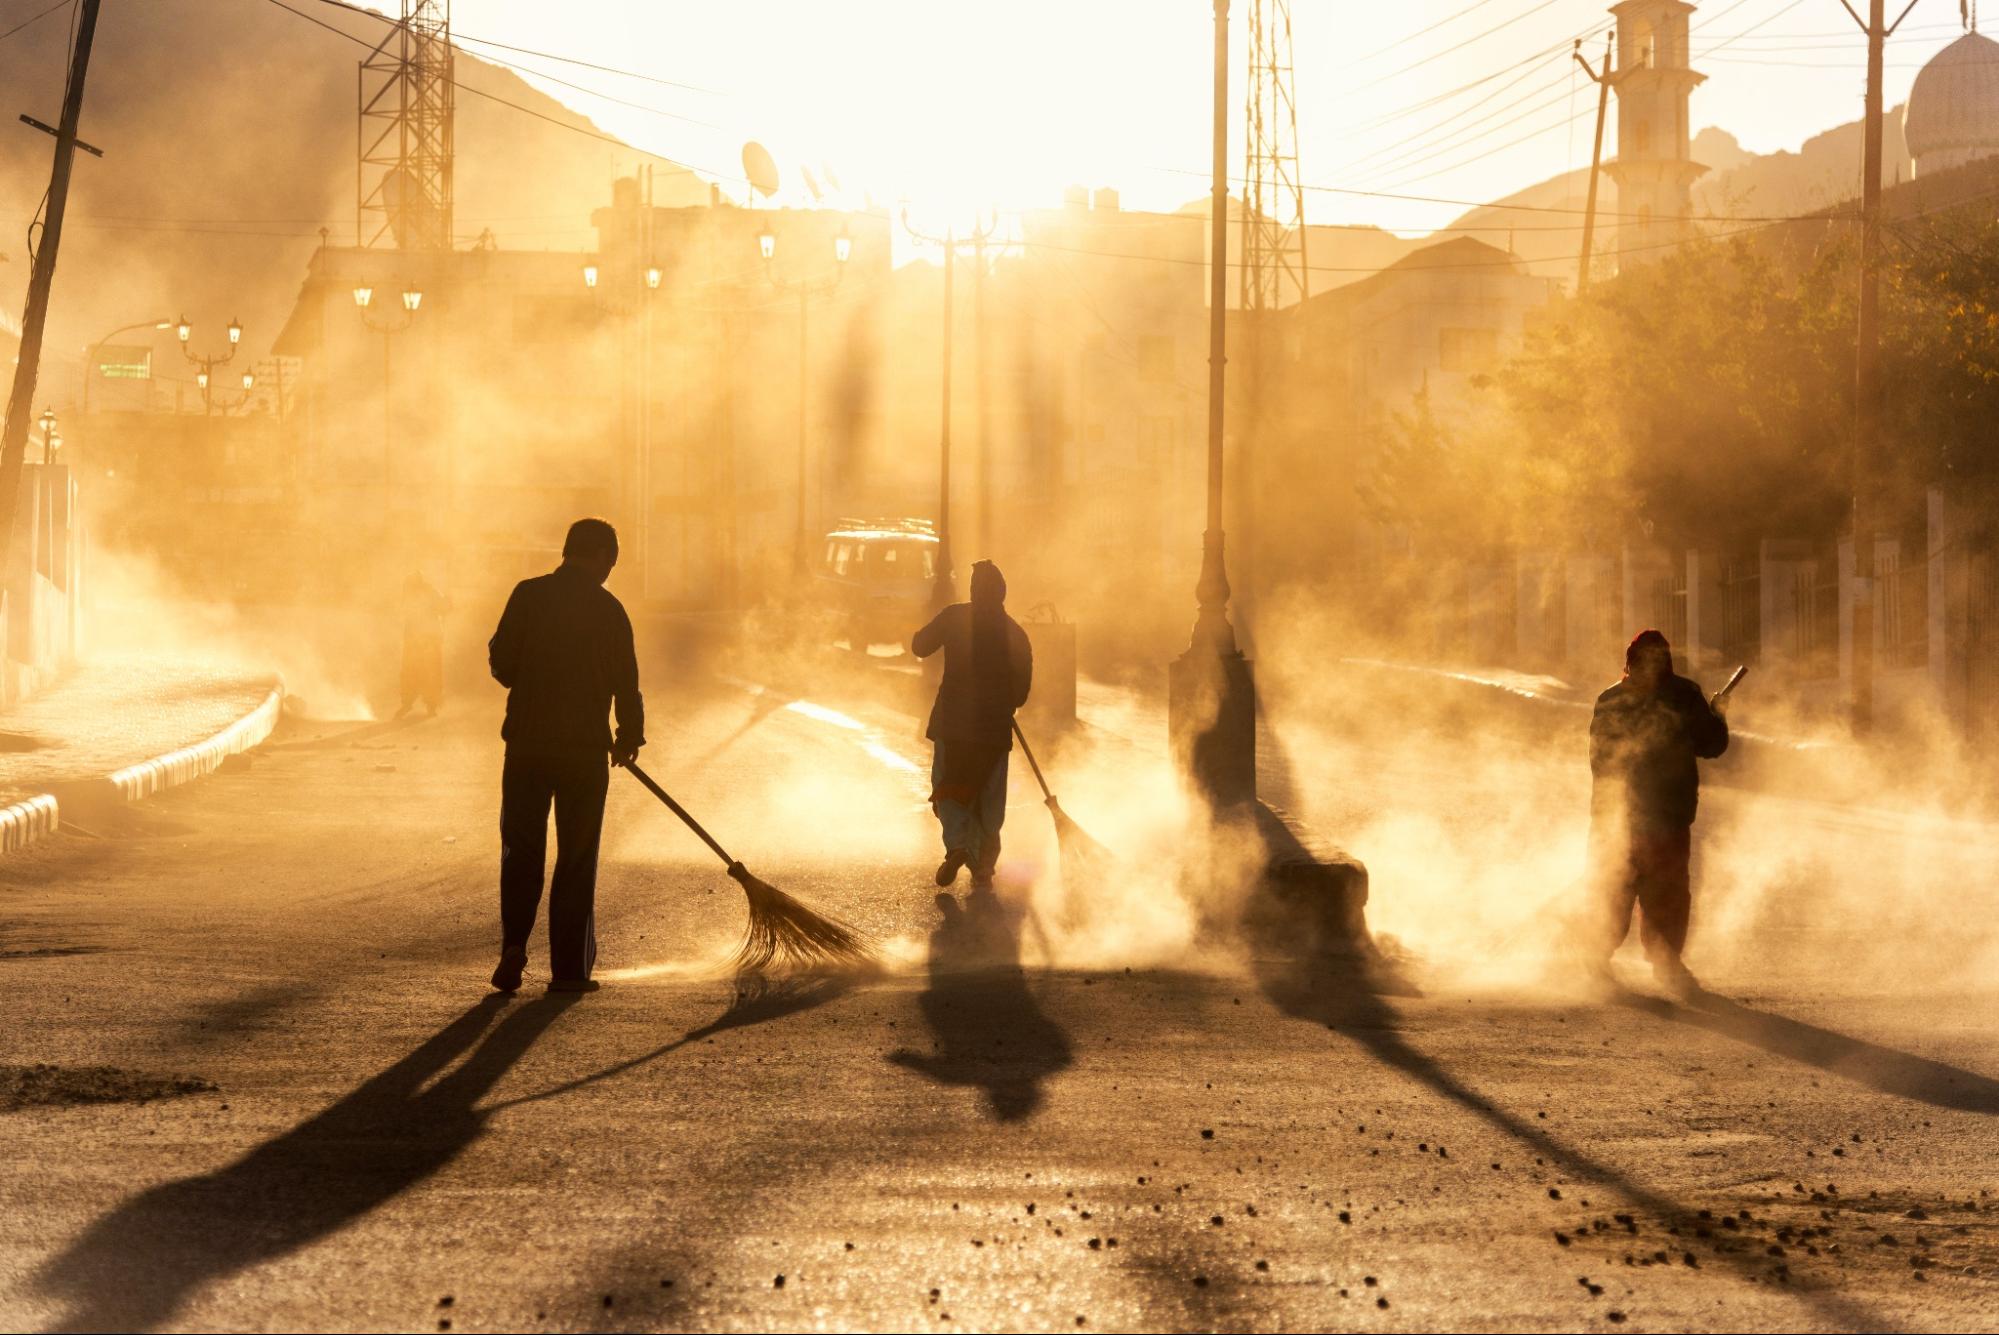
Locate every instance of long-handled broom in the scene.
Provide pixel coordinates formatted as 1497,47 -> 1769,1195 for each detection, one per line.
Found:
1011,720 -> 1118,878
624,762 -> 879,978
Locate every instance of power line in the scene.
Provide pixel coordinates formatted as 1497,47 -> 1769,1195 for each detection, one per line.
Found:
1350,0 -> 1563,94
1379,97 -> 1596,192
308,0 -> 720,94
1331,43 -> 1575,180
258,0 -> 749,186
1002,214 -> 1813,277
1365,68 -> 1591,187
1140,164 -> 1842,222
1340,0 -> 1504,69
0,0 -> 71,46
1694,0 -> 1812,59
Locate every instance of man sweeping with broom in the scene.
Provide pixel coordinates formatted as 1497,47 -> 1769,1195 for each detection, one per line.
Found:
912,560 -> 1032,891
487,518 -> 644,994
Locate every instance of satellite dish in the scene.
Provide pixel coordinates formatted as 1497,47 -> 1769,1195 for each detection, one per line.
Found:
742,142 -> 781,199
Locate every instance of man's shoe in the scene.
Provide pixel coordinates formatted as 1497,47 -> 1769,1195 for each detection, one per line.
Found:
547,977 -> 601,994
490,948 -> 527,993
935,853 -> 965,887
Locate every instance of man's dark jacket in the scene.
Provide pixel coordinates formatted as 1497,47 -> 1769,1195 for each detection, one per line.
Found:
488,564 -> 644,757
911,603 -> 1032,749
1589,673 -> 1728,828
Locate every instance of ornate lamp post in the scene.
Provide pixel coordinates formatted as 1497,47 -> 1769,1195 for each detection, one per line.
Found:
202,368 -> 258,415
1168,0 -> 1257,810
35,408 -> 55,464
351,284 -> 422,486
176,314 -> 243,418
757,218 -> 852,579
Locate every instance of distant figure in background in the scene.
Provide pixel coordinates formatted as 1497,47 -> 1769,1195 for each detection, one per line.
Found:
486,518 -> 645,994
1588,628 -> 1729,999
911,560 -> 1032,890
396,571 -> 448,719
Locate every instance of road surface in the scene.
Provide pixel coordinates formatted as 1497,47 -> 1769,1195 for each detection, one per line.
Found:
2,664 -> 1996,1332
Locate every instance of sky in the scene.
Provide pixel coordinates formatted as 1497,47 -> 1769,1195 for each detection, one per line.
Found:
412,1 -> 1971,235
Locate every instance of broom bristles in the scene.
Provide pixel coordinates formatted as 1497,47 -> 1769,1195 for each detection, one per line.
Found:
1048,797 -> 1118,872
728,863 -> 881,978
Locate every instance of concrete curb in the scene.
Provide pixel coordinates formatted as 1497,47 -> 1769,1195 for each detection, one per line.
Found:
0,792 -> 59,853
0,683 -> 283,856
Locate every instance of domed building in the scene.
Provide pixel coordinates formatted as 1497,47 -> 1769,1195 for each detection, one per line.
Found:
1903,29 -> 1999,177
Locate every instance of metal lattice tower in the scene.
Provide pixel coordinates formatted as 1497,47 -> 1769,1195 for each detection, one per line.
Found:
357,0 -> 454,250
1240,0 -> 1308,311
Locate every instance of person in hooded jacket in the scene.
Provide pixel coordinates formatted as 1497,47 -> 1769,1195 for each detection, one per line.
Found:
1588,628 -> 1729,997
910,560 -> 1033,890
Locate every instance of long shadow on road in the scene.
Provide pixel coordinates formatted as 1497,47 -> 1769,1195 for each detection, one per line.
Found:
1632,990 -> 1999,1114
490,975 -> 858,1112
889,889 -> 1073,1122
1257,958 -> 1884,1330
32,992 -> 576,1333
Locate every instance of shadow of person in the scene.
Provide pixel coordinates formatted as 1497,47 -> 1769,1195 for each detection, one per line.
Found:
1625,989 -> 1999,1114
32,993 -> 576,1333
889,890 -> 1073,1122
1256,955 -> 1883,1330
490,974 -> 858,1112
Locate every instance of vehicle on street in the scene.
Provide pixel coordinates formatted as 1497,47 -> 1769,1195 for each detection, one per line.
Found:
816,518 -> 938,651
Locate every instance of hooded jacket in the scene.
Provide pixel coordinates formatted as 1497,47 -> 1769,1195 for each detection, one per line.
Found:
1589,672 -> 1728,829
910,562 -> 1033,749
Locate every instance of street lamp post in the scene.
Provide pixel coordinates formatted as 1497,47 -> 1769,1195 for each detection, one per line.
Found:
351,285 -> 423,491
757,218 -> 852,580
1167,0 -> 1257,810
81,317 -> 173,420
203,368 -> 258,415
582,255 -> 664,600
176,314 -> 244,418
901,209 -> 998,611
36,408 -> 55,465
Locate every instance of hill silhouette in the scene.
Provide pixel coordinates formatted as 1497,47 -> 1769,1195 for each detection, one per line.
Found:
0,0 -> 704,394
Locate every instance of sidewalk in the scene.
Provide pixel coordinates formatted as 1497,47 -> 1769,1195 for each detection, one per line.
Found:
0,653 -> 280,842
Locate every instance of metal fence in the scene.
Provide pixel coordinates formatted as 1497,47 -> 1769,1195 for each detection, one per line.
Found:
1793,563 -> 1840,673
1721,558 -> 1761,666
1877,547 -> 1930,670
1649,565 -> 1688,650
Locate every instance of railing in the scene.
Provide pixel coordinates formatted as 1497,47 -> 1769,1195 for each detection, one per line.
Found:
1720,559 -> 1760,666
1794,565 -> 1839,674
1649,565 -> 1688,649
1877,548 -> 1930,670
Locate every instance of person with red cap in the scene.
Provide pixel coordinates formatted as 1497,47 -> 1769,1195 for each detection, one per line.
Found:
1587,628 -> 1729,998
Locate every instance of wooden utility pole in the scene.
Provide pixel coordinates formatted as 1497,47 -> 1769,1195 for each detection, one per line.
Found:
1573,32 -> 1620,294
1840,0 -> 1918,733
0,0 -> 103,558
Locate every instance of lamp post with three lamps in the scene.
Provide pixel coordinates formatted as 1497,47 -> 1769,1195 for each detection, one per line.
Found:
174,314 -> 243,418
756,218 -> 851,579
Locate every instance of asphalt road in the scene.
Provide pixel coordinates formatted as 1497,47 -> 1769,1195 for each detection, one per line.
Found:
2,665 -> 1996,1333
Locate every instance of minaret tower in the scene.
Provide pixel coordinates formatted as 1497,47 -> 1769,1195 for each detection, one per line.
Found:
1606,0 -> 1706,268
